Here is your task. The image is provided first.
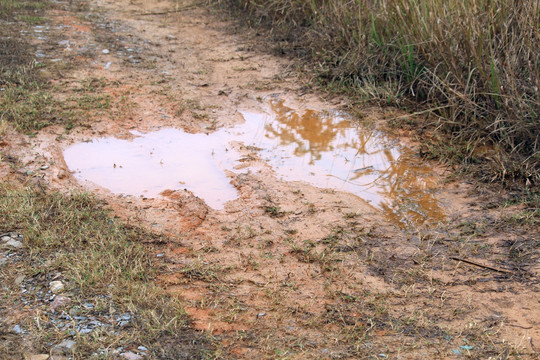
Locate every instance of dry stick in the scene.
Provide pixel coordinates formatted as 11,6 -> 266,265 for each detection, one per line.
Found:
135,5 -> 197,16
450,256 -> 511,274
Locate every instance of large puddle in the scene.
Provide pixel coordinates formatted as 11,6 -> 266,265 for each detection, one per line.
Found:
64,99 -> 445,227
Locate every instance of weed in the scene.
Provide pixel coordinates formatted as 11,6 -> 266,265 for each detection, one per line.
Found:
264,205 -> 286,218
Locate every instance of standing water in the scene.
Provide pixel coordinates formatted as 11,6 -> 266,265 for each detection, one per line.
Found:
64,99 -> 445,227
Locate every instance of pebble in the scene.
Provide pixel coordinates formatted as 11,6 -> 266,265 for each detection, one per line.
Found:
137,346 -> 148,351
15,275 -> 25,285
52,339 -> 76,355
0,256 -> 6,266
50,295 -> 71,312
13,324 -> 24,334
3,238 -> 23,248
121,352 -> 143,360
40,165 -> 49,170
57,170 -> 67,179
102,49 -> 110,54
117,320 -> 129,328
49,281 -> 65,294
29,355 -> 50,360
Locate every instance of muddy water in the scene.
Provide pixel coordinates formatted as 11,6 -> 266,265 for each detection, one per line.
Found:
64,99 -> 445,225
63,129 -> 239,209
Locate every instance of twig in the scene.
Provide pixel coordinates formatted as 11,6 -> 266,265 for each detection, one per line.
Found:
508,323 -> 533,330
134,5 -> 197,16
451,256 -> 511,274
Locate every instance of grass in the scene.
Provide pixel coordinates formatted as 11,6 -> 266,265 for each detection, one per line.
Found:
209,0 -> 540,186
0,0 -> 62,133
0,184 -> 213,358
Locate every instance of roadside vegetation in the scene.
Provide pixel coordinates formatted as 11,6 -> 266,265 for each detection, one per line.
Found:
210,0 -> 540,186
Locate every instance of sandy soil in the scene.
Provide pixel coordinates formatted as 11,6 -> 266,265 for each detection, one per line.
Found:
2,0 -> 539,358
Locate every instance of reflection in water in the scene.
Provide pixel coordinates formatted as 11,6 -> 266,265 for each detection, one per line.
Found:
236,100 -> 445,227
63,99 -> 445,226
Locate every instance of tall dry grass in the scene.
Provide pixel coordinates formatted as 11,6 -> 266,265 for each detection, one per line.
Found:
212,0 -> 540,184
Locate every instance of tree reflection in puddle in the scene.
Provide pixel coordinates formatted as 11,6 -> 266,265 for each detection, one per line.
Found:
237,100 -> 445,227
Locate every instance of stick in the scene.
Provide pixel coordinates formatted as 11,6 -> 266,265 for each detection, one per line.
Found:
451,256 -> 511,274
134,5 -> 197,16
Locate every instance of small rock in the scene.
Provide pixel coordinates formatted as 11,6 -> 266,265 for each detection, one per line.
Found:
29,355 -> 50,360
3,239 -> 23,248
40,165 -> 49,170
1,235 -> 11,242
0,256 -> 7,266
50,295 -> 71,312
57,170 -> 67,179
82,302 -> 94,309
13,324 -> 24,334
121,352 -> 143,360
102,49 -> 109,54
52,339 -> 76,355
49,355 -> 68,360
117,320 -> 129,328
15,275 -> 25,285
137,346 -> 148,351
49,281 -> 65,294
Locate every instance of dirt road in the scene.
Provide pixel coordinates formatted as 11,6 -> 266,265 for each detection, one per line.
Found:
2,0 -> 539,358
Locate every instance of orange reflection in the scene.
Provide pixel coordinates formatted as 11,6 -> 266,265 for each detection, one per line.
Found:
242,100 -> 445,227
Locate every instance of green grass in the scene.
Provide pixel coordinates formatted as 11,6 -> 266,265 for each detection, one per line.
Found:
210,0 -> 540,186
0,0 -> 60,132
0,81 -> 58,132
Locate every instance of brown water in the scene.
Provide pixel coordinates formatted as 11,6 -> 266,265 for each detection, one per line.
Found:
64,99 -> 445,226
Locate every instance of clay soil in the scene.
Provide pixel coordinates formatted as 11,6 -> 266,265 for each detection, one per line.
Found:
1,0 -> 539,358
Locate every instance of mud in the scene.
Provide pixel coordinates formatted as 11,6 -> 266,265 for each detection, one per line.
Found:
2,0 -> 539,358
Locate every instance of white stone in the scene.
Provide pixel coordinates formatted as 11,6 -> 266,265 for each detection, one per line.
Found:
52,339 -> 76,355
4,239 -> 23,248
49,281 -> 65,294
121,352 -> 143,360
29,355 -> 50,360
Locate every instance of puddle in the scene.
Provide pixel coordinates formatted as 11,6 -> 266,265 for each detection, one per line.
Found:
63,129 -> 239,209
64,99 -> 445,226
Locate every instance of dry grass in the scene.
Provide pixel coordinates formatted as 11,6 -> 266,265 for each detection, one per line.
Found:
0,184 -> 213,358
210,0 -> 540,185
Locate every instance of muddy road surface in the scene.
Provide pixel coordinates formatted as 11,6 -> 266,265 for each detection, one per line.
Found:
2,0 -> 539,358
